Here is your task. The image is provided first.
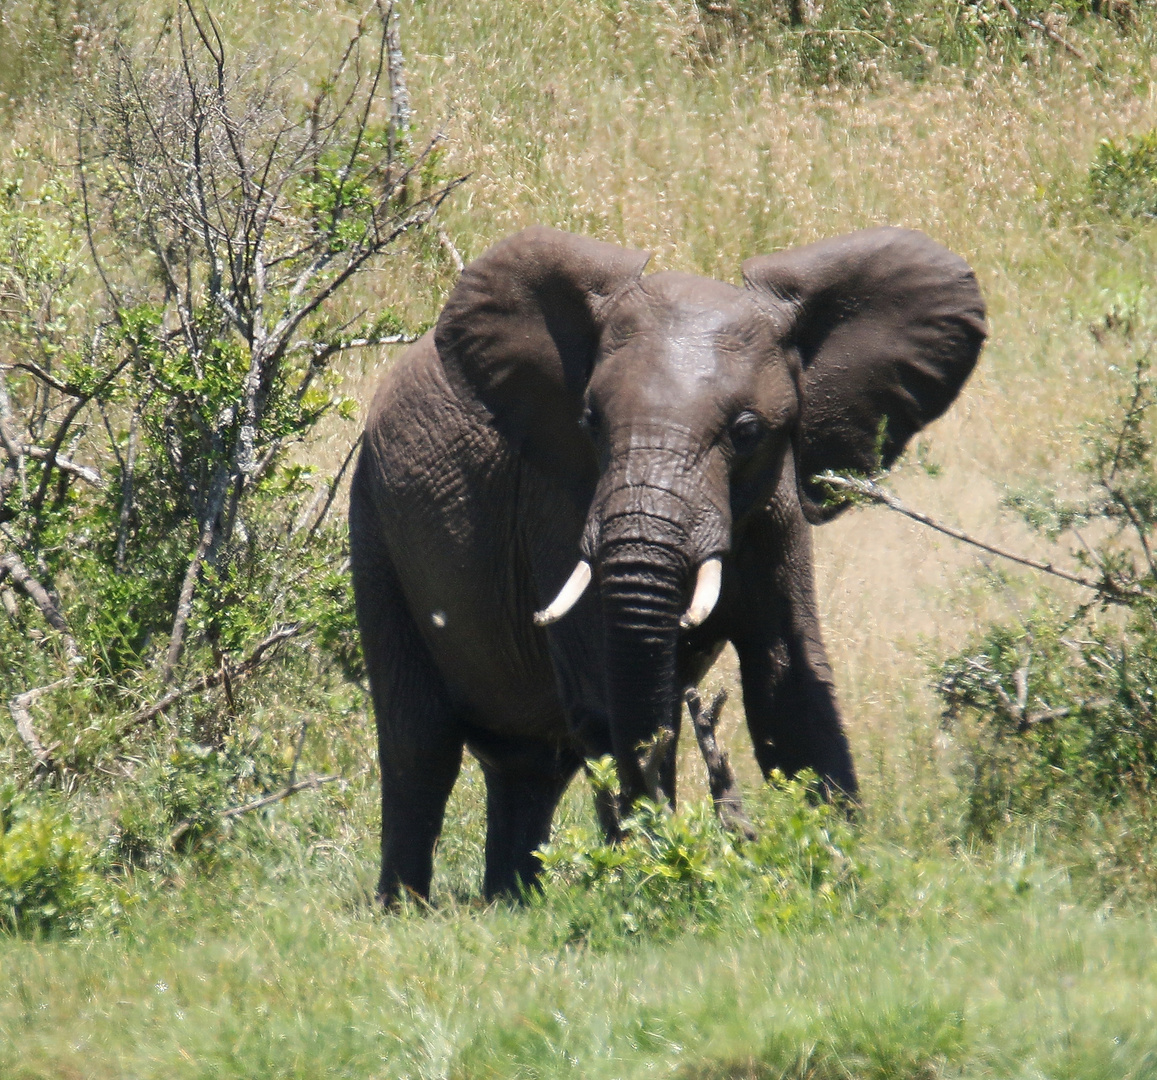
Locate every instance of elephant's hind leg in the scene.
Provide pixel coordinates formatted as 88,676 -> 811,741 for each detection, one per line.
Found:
351,478 -> 464,904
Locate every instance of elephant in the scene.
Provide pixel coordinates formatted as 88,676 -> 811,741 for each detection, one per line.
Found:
349,225 -> 986,902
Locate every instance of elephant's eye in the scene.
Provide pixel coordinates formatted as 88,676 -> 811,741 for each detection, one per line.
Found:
581,402 -> 603,438
729,412 -> 765,456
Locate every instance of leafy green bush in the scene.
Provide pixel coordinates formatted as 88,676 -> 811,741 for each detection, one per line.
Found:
536,767 -> 858,948
938,608 -> 1157,837
1090,130 -> 1157,221
0,786 -> 103,935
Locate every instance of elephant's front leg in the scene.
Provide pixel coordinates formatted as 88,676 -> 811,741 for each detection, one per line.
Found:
730,508 -> 858,801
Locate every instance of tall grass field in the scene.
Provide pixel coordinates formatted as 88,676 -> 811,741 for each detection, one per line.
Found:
3,1 -> 1157,1076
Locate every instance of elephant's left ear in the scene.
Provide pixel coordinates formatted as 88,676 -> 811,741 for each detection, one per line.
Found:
743,227 -> 986,522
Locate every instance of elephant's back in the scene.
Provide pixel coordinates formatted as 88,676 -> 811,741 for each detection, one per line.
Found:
355,334 -> 573,739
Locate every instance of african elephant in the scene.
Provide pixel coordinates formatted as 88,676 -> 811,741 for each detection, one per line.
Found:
350,225 -> 985,902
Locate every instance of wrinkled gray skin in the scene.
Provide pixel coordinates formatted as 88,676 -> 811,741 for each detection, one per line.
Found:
350,226 -> 986,902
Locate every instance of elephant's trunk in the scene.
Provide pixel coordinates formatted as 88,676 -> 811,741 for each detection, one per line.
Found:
596,535 -> 687,808
582,436 -> 731,809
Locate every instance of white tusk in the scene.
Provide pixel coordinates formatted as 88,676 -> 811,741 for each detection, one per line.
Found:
534,561 -> 593,626
680,558 -> 723,630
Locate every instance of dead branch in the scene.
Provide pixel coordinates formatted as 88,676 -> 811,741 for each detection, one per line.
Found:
437,226 -> 465,273
20,446 -> 104,489
384,1 -> 411,138
161,464 -> 232,683
221,772 -> 340,820
128,622 -> 304,729
0,552 -> 81,663
818,473 -> 1146,604
113,405 -> 141,572
289,332 -> 419,361
685,687 -> 757,841
9,676 -> 71,776
1,360 -> 82,396
1015,697 -> 1113,731
168,771 -> 340,847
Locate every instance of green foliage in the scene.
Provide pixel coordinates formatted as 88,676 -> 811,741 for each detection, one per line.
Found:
1090,129 -> 1157,221
0,785 -> 103,935
536,768 -> 857,948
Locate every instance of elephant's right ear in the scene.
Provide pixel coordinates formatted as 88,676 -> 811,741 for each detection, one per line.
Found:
435,226 -> 650,477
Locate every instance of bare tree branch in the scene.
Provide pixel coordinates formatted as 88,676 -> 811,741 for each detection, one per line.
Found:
437,226 -> 465,273
20,446 -> 104,489
303,434 -> 362,541
0,552 -> 81,663
167,771 -> 341,847
162,465 -> 231,682
384,1 -> 411,138
9,677 -> 71,776
685,688 -> 756,840
996,0 -> 1092,63
129,622 -> 304,729
817,473 -> 1146,603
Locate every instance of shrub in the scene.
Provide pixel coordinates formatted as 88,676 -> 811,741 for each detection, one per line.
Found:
937,309 -> 1157,870
1090,130 -> 1157,221
694,0 -> 1127,88
535,767 -> 858,948
0,786 -> 102,935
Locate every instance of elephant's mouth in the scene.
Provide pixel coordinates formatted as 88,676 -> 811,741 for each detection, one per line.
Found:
533,556 -> 721,630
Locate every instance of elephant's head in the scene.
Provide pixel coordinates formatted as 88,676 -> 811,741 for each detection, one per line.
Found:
435,226 -> 985,804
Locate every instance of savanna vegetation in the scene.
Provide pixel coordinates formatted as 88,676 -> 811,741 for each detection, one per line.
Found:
3,1 -> 1157,1076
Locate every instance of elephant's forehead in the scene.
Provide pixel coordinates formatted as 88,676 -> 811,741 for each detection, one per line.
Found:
634,271 -> 757,322
611,271 -> 773,351
600,272 -> 781,392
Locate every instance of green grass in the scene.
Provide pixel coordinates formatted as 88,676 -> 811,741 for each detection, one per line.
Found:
3,775 -> 1157,1080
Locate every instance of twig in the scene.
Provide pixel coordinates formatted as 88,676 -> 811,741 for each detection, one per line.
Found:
0,552 -> 81,663
128,623 -> 304,729
9,677 -> 71,776
685,688 -> 757,841
287,718 -> 308,787
817,473 -> 1145,604
437,226 -> 465,273
997,0 -> 1092,63
304,434 -> 362,541
168,772 -> 340,847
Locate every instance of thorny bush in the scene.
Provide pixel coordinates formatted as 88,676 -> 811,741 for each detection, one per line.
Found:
938,298 -> 1157,889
